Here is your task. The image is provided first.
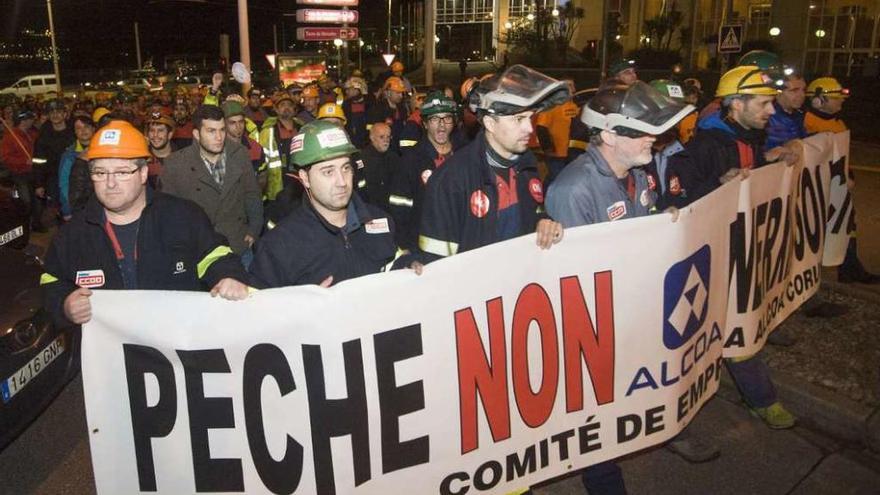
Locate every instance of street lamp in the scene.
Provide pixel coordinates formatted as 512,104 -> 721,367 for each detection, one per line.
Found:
769,27 -> 781,37
815,29 -> 827,38
333,38 -> 343,74
526,13 -> 535,21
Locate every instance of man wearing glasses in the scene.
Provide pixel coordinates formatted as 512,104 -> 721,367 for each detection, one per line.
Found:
40,120 -> 250,328
387,92 -> 461,251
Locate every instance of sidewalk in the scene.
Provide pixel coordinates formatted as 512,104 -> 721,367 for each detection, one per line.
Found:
535,394 -> 880,494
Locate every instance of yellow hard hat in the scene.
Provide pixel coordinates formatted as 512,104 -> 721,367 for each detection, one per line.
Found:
92,106 -> 111,124
807,77 -> 850,99
715,65 -> 780,97
318,103 -> 347,124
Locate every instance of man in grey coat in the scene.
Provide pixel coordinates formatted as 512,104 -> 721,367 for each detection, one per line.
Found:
160,105 -> 263,264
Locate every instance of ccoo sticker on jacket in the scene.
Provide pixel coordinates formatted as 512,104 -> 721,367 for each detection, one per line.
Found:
607,201 -> 627,221
75,269 -> 105,288
365,218 -> 390,234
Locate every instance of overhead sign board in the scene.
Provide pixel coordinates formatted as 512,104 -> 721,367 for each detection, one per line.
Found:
295,8 -> 359,24
297,0 -> 358,6
718,24 -> 743,54
296,27 -> 359,41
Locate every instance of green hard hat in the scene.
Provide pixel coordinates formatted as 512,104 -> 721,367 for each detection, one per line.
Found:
290,119 -> 357,169
221,100 -> 244,118
420,91 -> 457,118
737,50 -> 791,88
649,79 -> 686,102
610,58 -> 637,75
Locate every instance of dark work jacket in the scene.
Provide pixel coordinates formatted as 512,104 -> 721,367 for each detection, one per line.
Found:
249,194 -> 397,288
343,97 -> 371,149
356,144 -> 399,214
418,132 -> 547,261
41,190 -> 247,328
33,121 -> 74,196
765,101 -> 807,151
662,112 -> 767,208
389,138 -> 454,250
366,100 -> 408,155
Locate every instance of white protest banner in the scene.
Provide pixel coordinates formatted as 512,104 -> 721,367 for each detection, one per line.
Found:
819,131 -> 853,266
722,140 -> 832,357
82,182 -> 738,495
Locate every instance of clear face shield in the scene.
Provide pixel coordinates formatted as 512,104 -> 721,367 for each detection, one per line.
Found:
474,65 -> 572,115
582,81 -> 695,138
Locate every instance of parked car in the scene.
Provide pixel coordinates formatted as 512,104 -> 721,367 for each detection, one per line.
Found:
0,75 -> 60,98
0,177 -> 80,450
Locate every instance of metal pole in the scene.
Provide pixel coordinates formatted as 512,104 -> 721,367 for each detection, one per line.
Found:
387,0 -> 393,52
45,0 -> 62,94
273,24 -> 279,55
600,0 -> 609,79
425,0 -> 435,86
237,0 -> 252,94
688,0 -> 698,70
134,22 -> 143,70
342,7 -> 350,78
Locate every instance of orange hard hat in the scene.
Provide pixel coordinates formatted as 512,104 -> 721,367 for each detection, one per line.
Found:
302,85 -> 320,98
85,120 -> 150,160
384,76 -> 406,93
460,77 -> 478,100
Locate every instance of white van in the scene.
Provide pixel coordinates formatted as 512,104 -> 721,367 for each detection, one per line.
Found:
0,75 -> 59,98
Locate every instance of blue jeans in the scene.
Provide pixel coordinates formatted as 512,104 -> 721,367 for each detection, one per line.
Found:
725,355 -> 777,408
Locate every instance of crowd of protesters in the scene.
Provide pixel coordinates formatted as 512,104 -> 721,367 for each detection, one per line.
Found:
0,50 -> 876,495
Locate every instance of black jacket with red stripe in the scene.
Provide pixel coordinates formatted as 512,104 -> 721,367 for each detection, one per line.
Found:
662,112 -> 767,208
418,132 -> 547,260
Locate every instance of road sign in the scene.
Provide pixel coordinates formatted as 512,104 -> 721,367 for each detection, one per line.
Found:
295,8 -> 359,24
382,53 -> 396,66
718,24 -> 743,54
296,27 -> 359,41
297,0 -> 358,5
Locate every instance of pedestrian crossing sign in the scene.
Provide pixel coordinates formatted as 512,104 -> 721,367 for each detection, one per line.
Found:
718,24 -> 743,54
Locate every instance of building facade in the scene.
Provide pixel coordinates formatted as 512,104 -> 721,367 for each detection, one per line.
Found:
396,0 -> 880,77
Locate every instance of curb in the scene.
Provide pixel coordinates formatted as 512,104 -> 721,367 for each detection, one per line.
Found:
823,280 -> 880,305
720,366 -> 880,449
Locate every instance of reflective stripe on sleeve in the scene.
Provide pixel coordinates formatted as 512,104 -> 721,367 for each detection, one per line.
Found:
419,235 -> 458,257
568,139 -> 588,151
266,220 -> 277,230
383,248 -> 408,272
32,158 -> 48,164
388,195 -> 414,207
40,273 -> 59,285
357,179 -> 367,189
197,245 -> 234,279
399,140 -> 418,147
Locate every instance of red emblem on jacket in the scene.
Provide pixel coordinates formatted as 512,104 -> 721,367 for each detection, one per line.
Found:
470,190 -> 490,218
528,178 -> 544,203
669,176 -> 682,195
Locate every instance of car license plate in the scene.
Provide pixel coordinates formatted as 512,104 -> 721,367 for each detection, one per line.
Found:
0,226 -> 24,246
1,336 -> 65,403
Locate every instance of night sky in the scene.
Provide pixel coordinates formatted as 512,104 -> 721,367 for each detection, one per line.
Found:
0,0 -> 388,82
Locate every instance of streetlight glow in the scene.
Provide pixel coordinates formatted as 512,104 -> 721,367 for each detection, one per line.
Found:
526,13 -> 535,21
552,8 -> 559,16
815,29 -> 826,38
769,27 -> 781,36
333,38 -> 343,47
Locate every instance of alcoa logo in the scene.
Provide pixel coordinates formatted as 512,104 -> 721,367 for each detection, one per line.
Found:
662,245 -> 711,350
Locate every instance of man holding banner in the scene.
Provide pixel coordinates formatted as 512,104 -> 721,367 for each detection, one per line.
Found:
40,120 -> 250,327
547,82 -> 720,467
249,120 -> 403,288
804,77 -> 879,285
418,65 -> 568,261
663,66 -> 797,429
